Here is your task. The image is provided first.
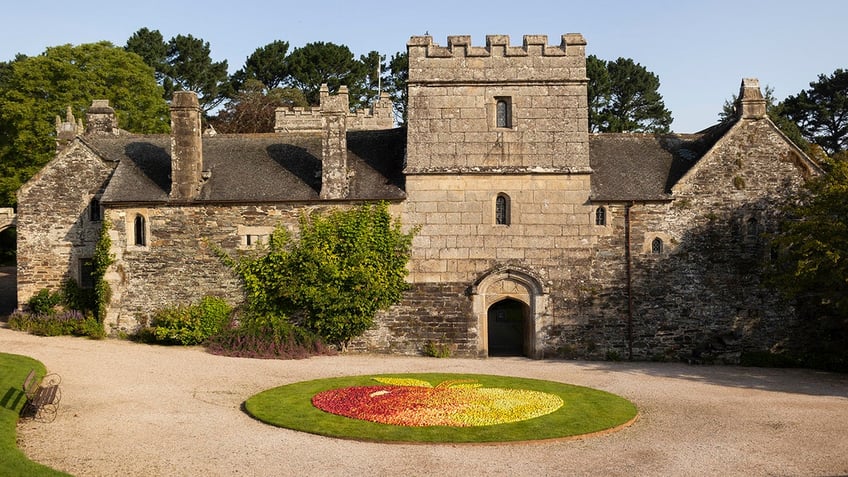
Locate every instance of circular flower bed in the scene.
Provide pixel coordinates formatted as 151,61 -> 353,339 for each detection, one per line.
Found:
312,377 -> 564,427
245,373 -> 638,443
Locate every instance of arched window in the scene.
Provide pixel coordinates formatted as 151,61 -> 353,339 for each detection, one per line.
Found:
496,98 -> 512,128
746,217 -> 759,239
134,214 -> 146,246
495,194 -> 510,225
595,206 -> 606,226
651,237 -> 663,254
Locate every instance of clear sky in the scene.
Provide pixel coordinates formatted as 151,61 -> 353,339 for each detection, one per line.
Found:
2,0 -> 845,132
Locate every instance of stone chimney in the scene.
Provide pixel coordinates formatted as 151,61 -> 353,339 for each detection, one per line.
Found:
85,100 -> 118,135
319,84 -> 350,199
737,78 -> 767,120
169,91 -> 203,201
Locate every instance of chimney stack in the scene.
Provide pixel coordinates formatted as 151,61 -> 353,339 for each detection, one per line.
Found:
85,100 -> 118,135
169,91 -> 203,201
737,78 -> 767,120
319,84 -> 350,199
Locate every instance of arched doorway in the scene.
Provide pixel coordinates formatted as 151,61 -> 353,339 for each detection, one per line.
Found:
487,298 -> 529,356
470,267 -> 549,359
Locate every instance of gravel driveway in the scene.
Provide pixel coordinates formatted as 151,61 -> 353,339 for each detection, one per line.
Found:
3,326 -> 847,477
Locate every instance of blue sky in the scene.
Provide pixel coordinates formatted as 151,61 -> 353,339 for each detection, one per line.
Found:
2,0 -> 845,132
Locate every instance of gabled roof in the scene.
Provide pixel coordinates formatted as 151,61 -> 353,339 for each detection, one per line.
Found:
96,128 -> 406,204
589,122 -> 731,201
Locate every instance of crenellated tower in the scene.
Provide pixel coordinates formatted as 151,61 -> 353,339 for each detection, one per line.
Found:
405,34 -> 589,173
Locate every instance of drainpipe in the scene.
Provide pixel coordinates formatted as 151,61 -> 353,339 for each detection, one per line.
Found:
624,201 -> 634,360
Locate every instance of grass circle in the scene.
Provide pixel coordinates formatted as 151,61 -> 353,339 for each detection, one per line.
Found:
244,373 -> 638,443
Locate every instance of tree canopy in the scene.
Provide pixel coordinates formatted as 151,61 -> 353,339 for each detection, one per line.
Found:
587,55 -> 673,133
286,42 -> 368,106
769,155 -> 848,369
781,69 -> 848,156
126,29 -> 229,111
209,79 -> 307,134
0,41 -> 169,206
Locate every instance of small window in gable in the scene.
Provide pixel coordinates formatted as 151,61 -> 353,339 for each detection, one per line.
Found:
746,217 -> 759,239
134,214 -> 147,247
495,193 -> 511,225
495,97 -> 512,129
89,198 -> 102,222
244,234 -> 269,247
595,206 -> 607,226
651,237 -> 664,254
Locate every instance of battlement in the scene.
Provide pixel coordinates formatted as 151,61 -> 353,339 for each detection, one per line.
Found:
274,84 -> 394,133
407,34 -> 586,85
408,34 -> 586,59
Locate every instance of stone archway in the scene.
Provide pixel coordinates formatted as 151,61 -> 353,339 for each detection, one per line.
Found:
470,267 -> 549,359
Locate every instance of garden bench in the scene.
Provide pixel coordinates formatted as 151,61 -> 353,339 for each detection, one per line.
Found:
22,369 -> 62,422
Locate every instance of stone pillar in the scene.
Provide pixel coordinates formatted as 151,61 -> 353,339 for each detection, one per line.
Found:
169,91 -> 203,201
319,84 -> 349,199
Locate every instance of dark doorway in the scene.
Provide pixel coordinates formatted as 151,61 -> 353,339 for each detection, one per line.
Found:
487,299 -> 527,356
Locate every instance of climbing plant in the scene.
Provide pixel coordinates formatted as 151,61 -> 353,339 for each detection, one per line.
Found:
224,203 -> 415,350
91,217 -> 115,322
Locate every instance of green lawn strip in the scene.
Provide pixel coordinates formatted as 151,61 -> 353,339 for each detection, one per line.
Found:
245,373 -> 637,443
0,353 -> 71,476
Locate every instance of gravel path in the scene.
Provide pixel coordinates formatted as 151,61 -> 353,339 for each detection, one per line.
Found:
3,326 -> 847,477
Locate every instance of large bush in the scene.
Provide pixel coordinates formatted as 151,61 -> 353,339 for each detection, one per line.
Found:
224,203 -> 415,350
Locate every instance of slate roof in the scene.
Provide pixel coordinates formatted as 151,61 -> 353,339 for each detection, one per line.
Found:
95,128 -> 406,204
588,122 -> 731,201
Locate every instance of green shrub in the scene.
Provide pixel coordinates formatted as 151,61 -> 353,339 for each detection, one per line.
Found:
423,340 -> 455,358
27,289 -> 62,315
61,278 -> 96,314
8,309 -> 103,338
148,296 -> 232,345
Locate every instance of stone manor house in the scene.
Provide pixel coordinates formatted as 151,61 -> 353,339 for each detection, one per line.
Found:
16,34 -> 821,361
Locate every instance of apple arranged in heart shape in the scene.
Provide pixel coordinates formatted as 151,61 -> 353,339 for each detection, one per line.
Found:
311,377 -> 564,427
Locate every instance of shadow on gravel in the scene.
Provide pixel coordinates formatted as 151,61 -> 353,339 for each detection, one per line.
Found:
566,360 -> 848,398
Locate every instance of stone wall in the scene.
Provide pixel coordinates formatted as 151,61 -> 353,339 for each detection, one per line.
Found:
548,118 -> 819,362
16,141 -> 114,304
102,203 -> 330,332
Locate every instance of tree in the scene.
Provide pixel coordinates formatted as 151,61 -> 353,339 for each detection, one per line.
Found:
124,27 -> 168,83
126,29 -> 229,111
587,55 -> 672,133
358,50 -> 385,108
209,79 -> 307,133
225,203 -> 415,349
769,156 -> 848,369
286,42 -> 367,107
164,34 -> 229,111
781,69 -> 848,156
229,40 -> 291,95
383,51 -> 409,125
0,42 -> 169,206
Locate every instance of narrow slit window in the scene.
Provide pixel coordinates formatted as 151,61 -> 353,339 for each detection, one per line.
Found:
495,194 -> 510,225
651,237 -> 664,254
89,198 -> 101,222
496,98 -> 512,128
134,214 -> 146,246
595,206 -> 606,226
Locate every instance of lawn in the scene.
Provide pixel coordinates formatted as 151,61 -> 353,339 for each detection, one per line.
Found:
245,373 -> 638,443
0,352 -> 69,476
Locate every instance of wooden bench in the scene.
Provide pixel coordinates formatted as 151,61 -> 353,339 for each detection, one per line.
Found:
22,369 -> 62,422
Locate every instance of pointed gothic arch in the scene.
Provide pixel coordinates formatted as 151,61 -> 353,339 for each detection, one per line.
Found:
470,267 -> 549,358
